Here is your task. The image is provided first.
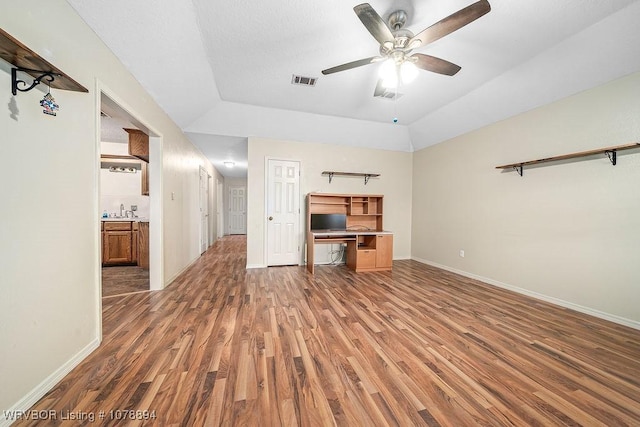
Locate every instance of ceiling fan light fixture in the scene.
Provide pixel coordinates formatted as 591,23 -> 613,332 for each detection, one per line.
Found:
378,58 -> 396,80
381,74 -> 398,89
224,161 -> 235,168
400,61 -> 418,84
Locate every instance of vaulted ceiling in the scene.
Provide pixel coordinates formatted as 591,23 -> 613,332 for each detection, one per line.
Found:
68,0 -> 640,177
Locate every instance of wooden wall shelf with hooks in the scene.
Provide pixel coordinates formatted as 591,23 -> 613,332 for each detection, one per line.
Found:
0,28 -> 88,95
496,142 -> 640,176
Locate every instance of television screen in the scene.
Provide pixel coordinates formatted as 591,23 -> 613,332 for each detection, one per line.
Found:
310,213 -> 347,231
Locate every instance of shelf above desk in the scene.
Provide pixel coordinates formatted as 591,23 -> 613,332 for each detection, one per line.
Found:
322,171 -> 380,185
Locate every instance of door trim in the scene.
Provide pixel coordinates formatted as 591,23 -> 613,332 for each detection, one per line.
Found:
263,157 -> 302,267
199,166 -> 210,254
216,179 -> 224,239
96,80 -> 165,335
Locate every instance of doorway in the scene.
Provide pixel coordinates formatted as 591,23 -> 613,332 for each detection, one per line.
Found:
217,180 -> 224,239
98,88 -> 163,298
266,159 -> 301,266
229,186 -> 247,235
199,166 -> 210,254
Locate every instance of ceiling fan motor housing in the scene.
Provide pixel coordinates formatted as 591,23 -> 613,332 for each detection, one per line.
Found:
380,10 -> 414,57
388,9 -> 408,30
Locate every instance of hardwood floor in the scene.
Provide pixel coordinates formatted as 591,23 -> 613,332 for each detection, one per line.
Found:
15,235 -> 640,426
102,266 -> 150,298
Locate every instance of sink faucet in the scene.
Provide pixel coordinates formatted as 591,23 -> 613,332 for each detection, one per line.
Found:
120,203 -> 124,217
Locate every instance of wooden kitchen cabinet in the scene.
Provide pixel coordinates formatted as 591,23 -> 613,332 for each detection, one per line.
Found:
102,221 -> 134,265
124,128 -> 149,162
101,220 -> 149,268
141,161 -> 149,196
131,221 -> 138,264
137,221 -> 150,270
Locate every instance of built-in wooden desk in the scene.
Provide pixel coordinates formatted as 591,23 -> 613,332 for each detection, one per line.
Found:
306,229 -> 393,274
306,193 -> 393,274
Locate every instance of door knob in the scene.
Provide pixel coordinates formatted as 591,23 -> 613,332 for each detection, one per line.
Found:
268,216 -> 273,221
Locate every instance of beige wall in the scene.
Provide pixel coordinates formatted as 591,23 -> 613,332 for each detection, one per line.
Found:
412,71 -> 640,325
247,137 -> 413,268
0,0 -> 220,414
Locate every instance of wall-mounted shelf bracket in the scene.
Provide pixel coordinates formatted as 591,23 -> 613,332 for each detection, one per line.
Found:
1,28 -> 88,96
496,142 -> 639,177
11,67 -> 60,95
605,150 -> 617,166
327,172 -> 335,183
322,171 -> 380,185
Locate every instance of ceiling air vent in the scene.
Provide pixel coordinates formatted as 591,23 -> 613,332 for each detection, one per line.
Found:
373,80 -> 403,100
291,74 -> 317,87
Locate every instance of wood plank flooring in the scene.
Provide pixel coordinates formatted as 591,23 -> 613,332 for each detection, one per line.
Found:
14,235 -> 640,426
101,266 -> 150,298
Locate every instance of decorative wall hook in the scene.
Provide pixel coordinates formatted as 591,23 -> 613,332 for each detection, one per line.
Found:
11,67 -> 60,96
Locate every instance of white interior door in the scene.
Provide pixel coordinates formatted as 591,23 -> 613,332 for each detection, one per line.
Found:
216,180 -> 224,239
267,159 -> 300,266
229,186 -> 246,235
199,167 -> 210,254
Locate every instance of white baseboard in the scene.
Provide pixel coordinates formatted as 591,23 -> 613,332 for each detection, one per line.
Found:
2,338 -> 100,427
411,257 -> 640,331
246,263 -> 267,269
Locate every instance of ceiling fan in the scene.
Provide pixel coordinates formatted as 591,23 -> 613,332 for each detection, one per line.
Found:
322,0 -> 491,88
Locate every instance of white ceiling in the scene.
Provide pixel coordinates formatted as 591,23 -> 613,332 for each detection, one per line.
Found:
67,0 -> 640,177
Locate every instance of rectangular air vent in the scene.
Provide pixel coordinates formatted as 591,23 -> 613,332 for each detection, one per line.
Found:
291,74 -> 317,86
373,80 -> 403,100
374,90 -> 403,100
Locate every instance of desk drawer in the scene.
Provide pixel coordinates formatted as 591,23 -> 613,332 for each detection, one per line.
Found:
356,249 -> 376,269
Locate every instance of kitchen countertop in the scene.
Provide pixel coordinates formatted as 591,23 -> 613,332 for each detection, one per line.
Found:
101,217 -> 149,222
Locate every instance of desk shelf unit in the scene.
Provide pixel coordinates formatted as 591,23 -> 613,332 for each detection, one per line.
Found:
307,193 -> 384,231
306,193 -> 391,274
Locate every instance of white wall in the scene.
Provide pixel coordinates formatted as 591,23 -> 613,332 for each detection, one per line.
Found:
0,0 -> 220,415
100,141 -> 150,218
412,71 -> 640,326
247,137 -> 413,268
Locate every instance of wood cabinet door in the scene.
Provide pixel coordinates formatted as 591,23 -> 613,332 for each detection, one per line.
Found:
375,234 -> 393,268
141,162 -> 149,196
137,222 -> 150,269
357,249 -> 377,270
124,128 -> 149,162
103,231 -> 132,264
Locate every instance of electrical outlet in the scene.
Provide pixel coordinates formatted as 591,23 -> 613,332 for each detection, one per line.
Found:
171,192 -> 175,201
459,249 -> 465,258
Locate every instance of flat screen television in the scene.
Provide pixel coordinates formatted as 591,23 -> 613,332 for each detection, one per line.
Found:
310,213 -> 347,231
